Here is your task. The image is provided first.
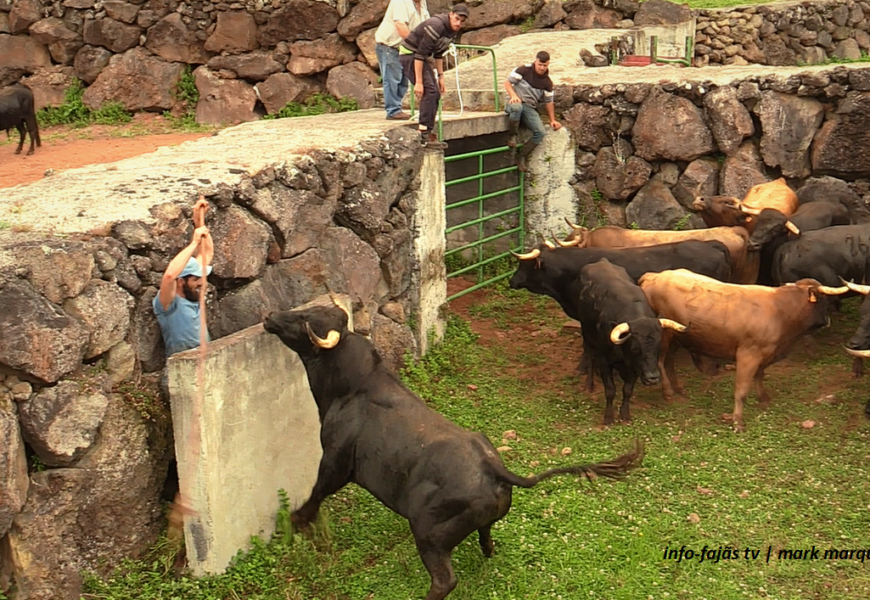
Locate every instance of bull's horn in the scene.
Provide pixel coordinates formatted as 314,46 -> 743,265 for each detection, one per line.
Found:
842,278 -> 870,295
816,284 -> 849,295
785,220 -> 800,235
325,285 -> 350,319
306,322 -> 340,349
845,347 -> 870,358
555,236 -> 582,247
564,217 -> 586,232
738,204 -> 762,215
543,239 -> 556,250
659,318 -> 688,332
610,322 -> 631,345
510,248 -> 541,260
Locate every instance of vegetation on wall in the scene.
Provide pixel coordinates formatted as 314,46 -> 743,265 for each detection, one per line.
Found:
36,79 -> 132,128
263,93 -> 359,120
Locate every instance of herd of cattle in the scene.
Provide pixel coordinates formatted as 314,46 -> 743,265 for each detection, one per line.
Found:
509,178 -> 870,431
1,85 -> 41,156
256,178 -> 870,600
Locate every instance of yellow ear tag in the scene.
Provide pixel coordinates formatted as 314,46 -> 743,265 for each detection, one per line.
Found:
809,291 -> 817,303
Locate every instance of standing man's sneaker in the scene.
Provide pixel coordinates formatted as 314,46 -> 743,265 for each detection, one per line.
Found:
387,111 -> 412,120
421,132 -> 449,150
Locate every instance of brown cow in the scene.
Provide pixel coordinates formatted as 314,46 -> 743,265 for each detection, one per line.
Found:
560,221 -> 759,284
692,178 -> 799,234
638,269 -> 847,431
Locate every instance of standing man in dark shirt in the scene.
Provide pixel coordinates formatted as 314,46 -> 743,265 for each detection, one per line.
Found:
504,51 -> 562,172
399,3 -> 469,150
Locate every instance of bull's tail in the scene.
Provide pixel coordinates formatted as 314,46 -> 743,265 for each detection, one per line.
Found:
496,438 -> 644,489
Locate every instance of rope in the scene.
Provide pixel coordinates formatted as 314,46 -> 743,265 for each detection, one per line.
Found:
171,197 -> 210,533
444,43 -> 465,118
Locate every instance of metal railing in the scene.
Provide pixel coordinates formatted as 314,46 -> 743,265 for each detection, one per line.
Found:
444,145 -> 524,301
408,43 -> 501,140
650,35 -> 694,67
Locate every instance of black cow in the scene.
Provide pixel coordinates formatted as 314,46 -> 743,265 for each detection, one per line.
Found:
747,203 -> 850,252
263,304 -> 643,600
577,259 -> 686,424
839,281 -> 870,419
509,240 -> 730,394
772,224 -> 870,287
748,203 -> 851,286
0,85 -> 41,156
508,240 -> 733,321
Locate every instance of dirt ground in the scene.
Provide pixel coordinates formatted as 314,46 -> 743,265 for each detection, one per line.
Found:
0,114 -> 214,189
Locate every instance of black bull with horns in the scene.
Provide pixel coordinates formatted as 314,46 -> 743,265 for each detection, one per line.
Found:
508,239 -> 731,391
577,258 -> 687,425
263,304 -> 644,600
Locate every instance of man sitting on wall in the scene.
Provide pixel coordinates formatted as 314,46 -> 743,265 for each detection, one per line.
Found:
399,3 -> 469,150
504,51 -> 562,172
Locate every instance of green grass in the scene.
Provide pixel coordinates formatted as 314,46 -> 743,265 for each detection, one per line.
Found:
36,79 -> 132,128
686,0 -> 772,9
262,93 -> 359,120
83,291 -> 870,600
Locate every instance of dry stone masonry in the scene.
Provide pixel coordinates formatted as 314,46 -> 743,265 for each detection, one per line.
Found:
4,0 -> 870,125
0,129 -> 432,600
563,65 -> 870,229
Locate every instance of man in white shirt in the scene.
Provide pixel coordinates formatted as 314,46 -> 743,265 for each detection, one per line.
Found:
375,0 -> 429,120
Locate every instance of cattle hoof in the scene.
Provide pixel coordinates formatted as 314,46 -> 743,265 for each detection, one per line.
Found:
732,422 -> 745,433
14,150 -> 21,155
603,415 -> 614,426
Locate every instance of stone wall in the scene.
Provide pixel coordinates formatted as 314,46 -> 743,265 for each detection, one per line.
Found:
0,130 -> 434,600
6,0 -> 868,125
556,65 -> 870,231
695,0 -> 870,67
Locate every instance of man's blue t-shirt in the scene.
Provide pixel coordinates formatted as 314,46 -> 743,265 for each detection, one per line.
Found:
153,295 -> 211,356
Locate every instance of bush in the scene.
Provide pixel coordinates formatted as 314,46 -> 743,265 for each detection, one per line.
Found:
262,93 -> 359,120
36,79 -> 132,127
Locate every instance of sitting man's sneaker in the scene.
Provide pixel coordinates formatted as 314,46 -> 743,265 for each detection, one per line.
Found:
388,111 -> 411,121
421,132 -> 448,150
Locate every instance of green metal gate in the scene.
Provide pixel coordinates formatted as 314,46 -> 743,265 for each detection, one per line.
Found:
444,145 -> 525,301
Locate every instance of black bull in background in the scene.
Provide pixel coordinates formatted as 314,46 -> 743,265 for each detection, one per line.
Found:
0,85 -> 41,156
263,305 -> 644,600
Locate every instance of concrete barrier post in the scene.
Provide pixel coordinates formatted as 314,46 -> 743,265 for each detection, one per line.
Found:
410,151 -> 447,356
167,321 -> 324,576
523,127 -> 578,244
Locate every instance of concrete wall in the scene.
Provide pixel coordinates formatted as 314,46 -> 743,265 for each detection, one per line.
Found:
412,152 -> 447,355
167,321 -> 324,575
524,128 -> 579,241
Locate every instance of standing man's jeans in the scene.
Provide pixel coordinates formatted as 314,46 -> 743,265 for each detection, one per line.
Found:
506,102 -> 547,144
376,43 -> 408,118
400,54 -> 439,131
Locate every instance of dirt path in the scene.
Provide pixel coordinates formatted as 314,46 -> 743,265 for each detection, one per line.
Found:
0,114 -> 214,189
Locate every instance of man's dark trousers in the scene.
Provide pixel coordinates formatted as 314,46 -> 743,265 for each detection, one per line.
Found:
399,54 -> 439,131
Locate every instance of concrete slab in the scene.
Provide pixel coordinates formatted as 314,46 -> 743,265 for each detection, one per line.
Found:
166,293 -> 352,575
0,109 -> 504,235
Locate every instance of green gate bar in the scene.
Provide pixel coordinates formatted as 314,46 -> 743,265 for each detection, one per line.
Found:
444,145 -> 524,301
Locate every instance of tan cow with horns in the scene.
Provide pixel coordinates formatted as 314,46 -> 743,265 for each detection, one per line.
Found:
692,177 -> 800,235
559,220 -> 759,284
638,269 -> 849,431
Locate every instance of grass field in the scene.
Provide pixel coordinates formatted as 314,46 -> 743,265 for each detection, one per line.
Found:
82,281 -> 870,600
